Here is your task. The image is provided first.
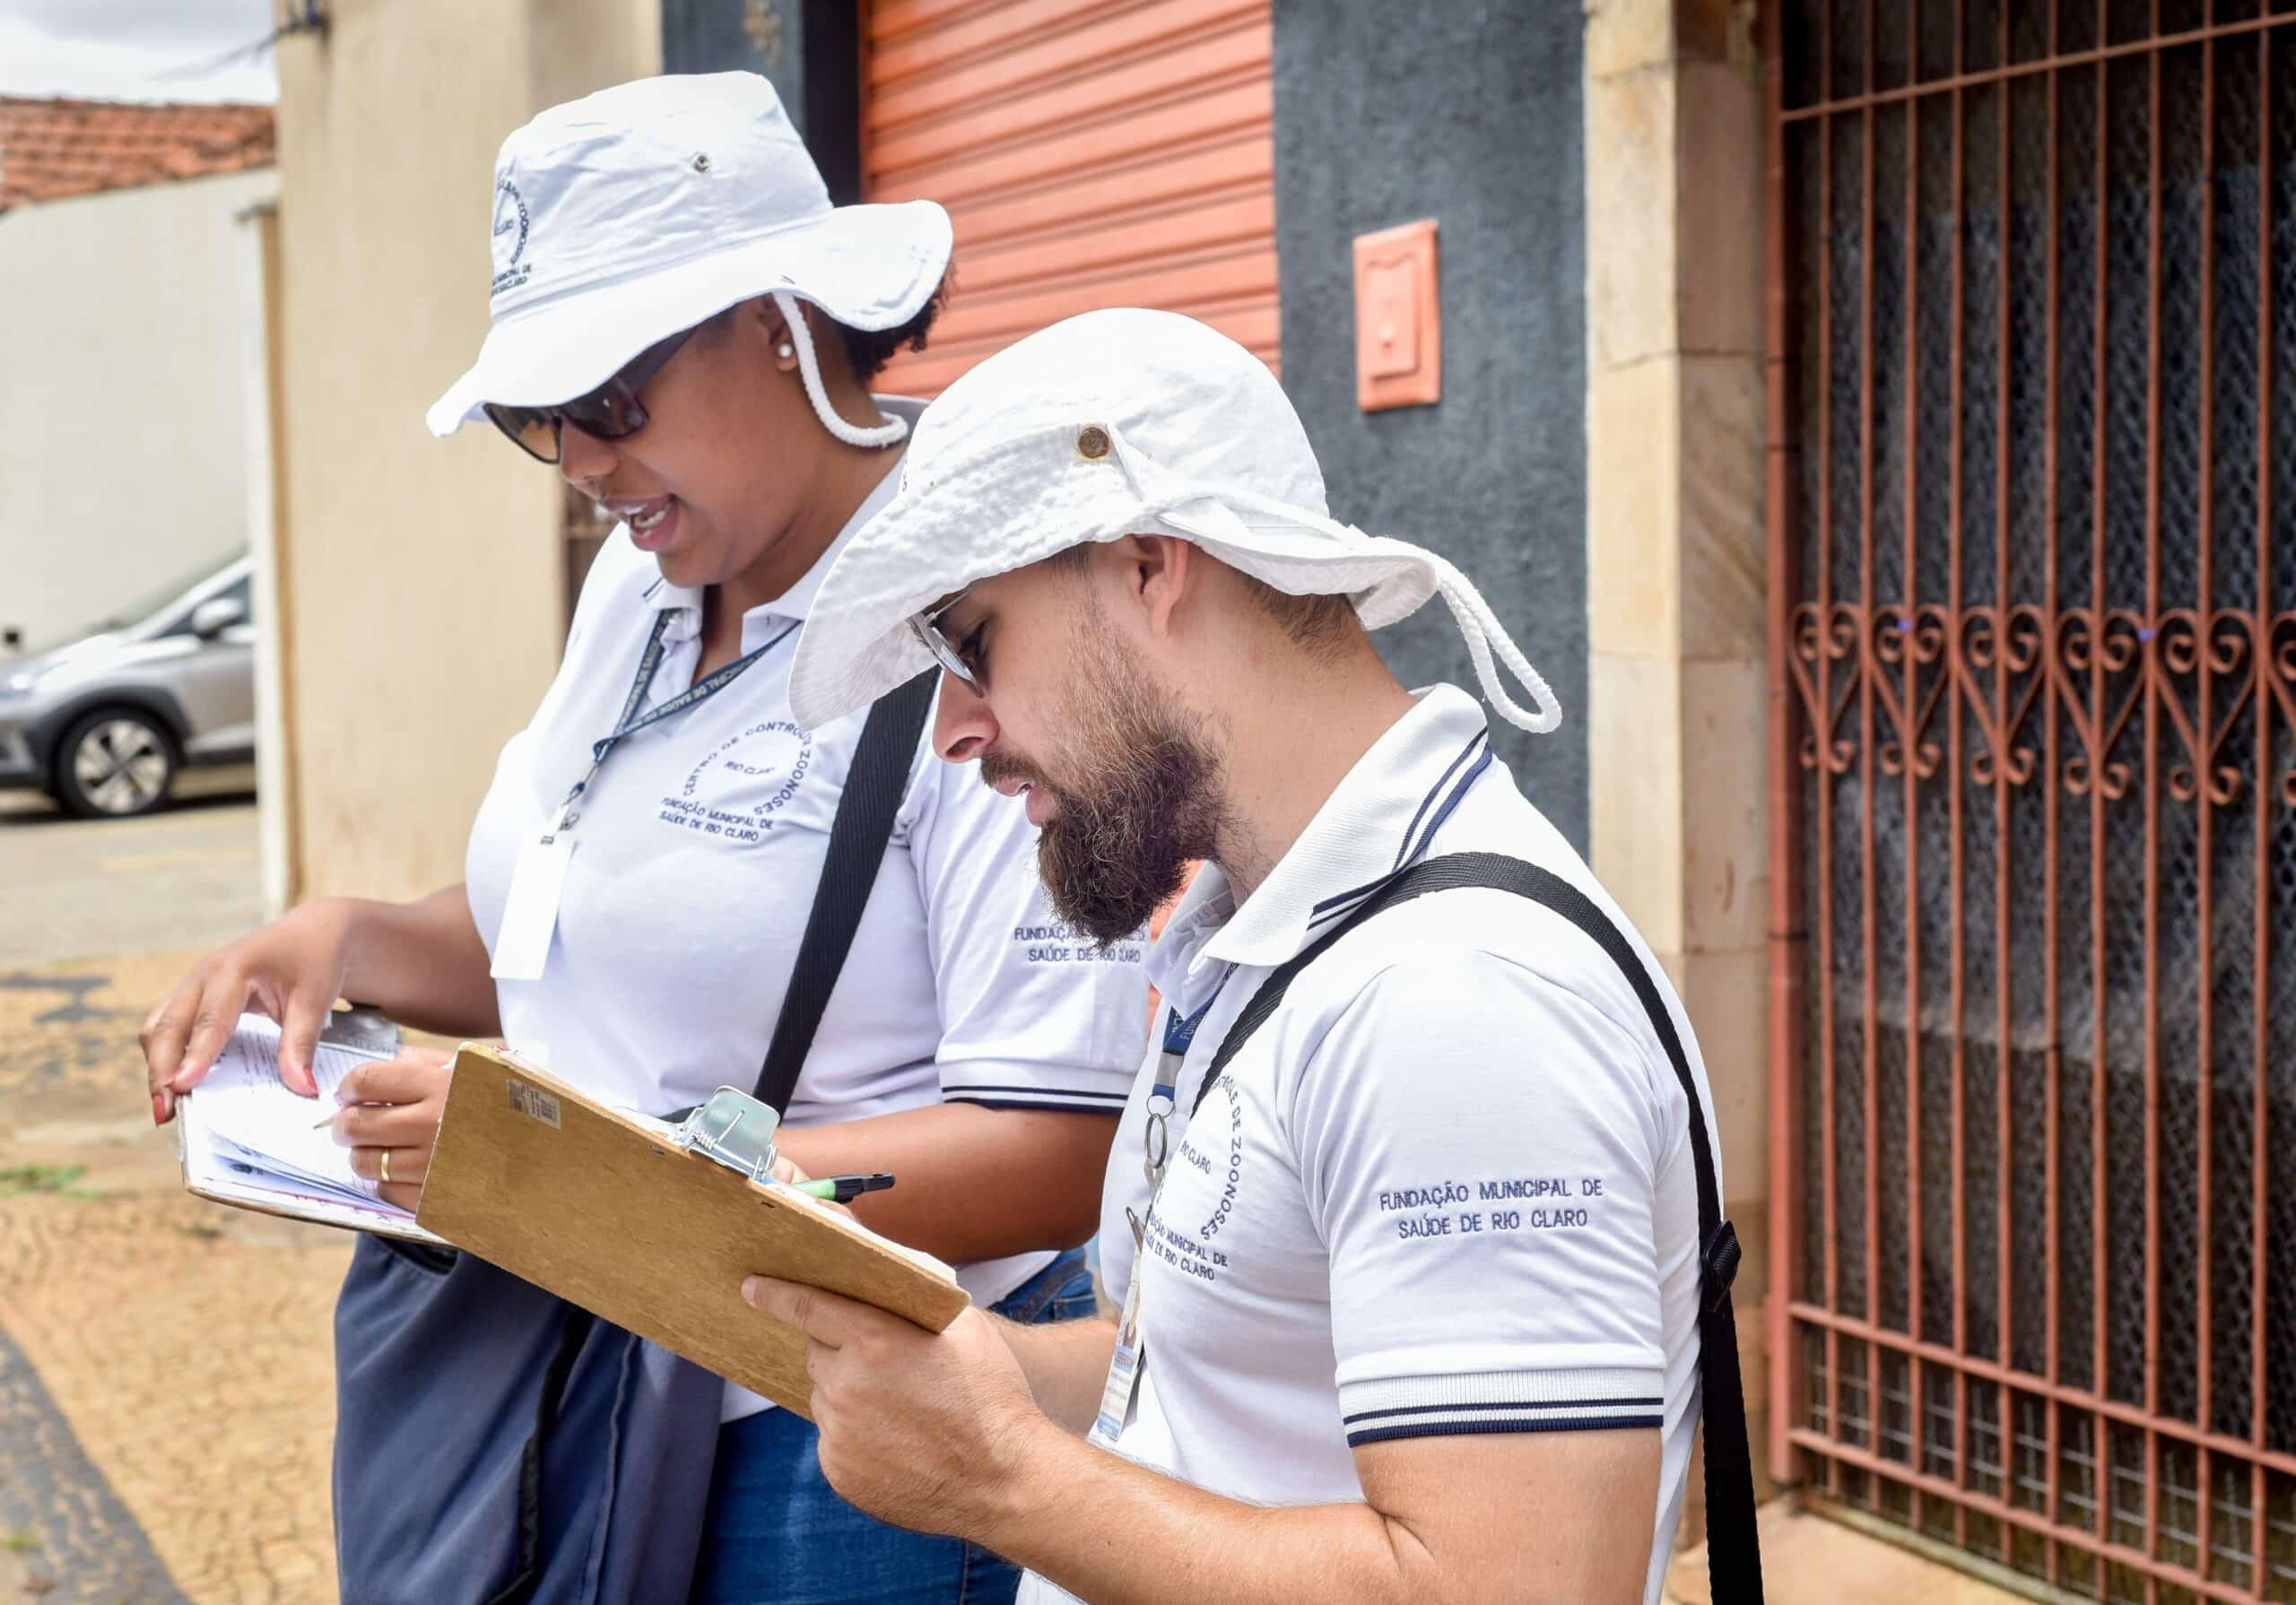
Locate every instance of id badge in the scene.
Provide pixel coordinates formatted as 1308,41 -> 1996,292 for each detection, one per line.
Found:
491,831 -> 575,981
1088,1270 -> 1145,1450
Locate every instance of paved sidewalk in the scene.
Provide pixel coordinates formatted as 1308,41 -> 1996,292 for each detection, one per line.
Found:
1,796 -> 347,1602
1668,1494 -> 2032,1605
0,787 -> 265,967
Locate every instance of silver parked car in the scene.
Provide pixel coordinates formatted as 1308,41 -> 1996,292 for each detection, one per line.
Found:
0,554 -> 256,817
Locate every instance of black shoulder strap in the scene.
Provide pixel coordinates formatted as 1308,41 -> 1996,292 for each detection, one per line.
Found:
1200,849 -> 1765,1604
752,669 -> 937,1115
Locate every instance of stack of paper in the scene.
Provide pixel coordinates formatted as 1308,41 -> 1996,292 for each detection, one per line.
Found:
177,1010 -> 442,1241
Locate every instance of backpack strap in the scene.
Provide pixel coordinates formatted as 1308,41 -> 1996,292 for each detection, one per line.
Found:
750,669 -> 937,1114
1197,849 -> 1764,1603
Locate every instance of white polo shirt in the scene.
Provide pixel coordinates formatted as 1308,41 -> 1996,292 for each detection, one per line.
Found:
465,445 -> 1149,1421
1022,686 -> 1717,1605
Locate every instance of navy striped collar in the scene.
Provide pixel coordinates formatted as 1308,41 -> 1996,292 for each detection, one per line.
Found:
1147,686 -> 1499,992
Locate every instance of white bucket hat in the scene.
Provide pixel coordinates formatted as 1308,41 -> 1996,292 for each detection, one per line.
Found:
787,308 -> 1563,735
425,72 -> 950,447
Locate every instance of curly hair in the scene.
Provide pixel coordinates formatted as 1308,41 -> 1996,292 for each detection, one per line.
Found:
836,268 -> 953,382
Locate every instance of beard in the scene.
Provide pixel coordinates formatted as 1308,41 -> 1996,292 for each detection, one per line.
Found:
980,610 -> 1225,950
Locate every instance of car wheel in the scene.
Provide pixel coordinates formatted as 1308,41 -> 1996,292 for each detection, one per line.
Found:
55,709 -> 178,818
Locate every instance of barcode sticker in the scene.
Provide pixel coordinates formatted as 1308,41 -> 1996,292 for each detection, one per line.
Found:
506,1079 -> 561,1129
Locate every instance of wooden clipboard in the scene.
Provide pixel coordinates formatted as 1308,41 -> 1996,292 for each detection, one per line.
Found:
416,1045 -> 970,1418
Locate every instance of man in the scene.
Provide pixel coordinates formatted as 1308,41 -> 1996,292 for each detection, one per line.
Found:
756,309 -> 1759,1604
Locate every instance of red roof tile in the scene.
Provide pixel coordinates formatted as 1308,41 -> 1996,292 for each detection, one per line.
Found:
0,97 -> 274,213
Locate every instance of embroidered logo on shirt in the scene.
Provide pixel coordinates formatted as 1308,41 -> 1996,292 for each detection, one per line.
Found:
1376,1176 -> 1605,1240
1144,1078 -> 1245,1286
657,719 -> 813,846
1009,918 -> 1144,967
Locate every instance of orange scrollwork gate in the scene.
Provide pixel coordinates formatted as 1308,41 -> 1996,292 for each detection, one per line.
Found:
1765,2 -> 2296,1598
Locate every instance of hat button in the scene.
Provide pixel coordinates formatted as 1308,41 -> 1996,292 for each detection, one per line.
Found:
691,152 -> 712,172
1076,426 -> 1111,461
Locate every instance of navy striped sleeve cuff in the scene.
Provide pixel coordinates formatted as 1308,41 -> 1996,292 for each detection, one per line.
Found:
940,1082 -> 1132,1115
1338,1367 -> 1664,1448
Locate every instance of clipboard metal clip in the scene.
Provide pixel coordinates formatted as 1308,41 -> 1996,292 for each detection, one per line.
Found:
671,1086 -> 784,1183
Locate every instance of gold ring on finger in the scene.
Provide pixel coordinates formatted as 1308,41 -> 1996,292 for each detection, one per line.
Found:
379,1150 -> 391,1185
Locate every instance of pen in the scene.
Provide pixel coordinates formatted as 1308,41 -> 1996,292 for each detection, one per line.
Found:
793,1173 -> 897,1204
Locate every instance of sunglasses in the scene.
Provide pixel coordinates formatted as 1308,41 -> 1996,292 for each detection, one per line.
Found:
482,324 -> 700,464
908,592 -> 981,689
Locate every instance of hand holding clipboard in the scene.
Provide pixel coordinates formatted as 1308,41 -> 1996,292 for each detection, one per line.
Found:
417,1046 -> 966,1418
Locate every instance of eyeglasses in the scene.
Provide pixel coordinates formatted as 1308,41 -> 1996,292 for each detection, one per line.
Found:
908,593 -> 979,688
482,324 -> 700,464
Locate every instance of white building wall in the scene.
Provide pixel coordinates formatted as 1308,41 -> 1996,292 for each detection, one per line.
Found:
0,165 -> 278,654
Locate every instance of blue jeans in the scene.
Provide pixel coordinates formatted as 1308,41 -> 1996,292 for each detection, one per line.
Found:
689,1246 -> 1099,1605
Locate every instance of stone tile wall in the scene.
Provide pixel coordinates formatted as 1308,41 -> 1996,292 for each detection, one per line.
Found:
1582,0 -> 1775,1537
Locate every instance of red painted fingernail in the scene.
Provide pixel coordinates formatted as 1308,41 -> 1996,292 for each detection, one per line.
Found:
152,1091 -> 169,1125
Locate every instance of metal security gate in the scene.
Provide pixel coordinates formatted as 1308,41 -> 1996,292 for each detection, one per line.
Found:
1765,2 -> 2296,1599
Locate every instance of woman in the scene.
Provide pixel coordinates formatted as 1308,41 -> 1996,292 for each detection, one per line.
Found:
141,73 -> 1144,1605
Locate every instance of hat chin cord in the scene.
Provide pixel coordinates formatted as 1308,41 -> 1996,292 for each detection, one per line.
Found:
772,291 -> 909,450
1423,554 -> 1565,735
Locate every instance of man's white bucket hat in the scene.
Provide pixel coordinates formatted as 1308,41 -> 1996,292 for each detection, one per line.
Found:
426,72 -> 949,447
787,308 -> 1563,735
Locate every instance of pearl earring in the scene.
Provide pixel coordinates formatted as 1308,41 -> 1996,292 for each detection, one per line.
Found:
778,343 -> 793,360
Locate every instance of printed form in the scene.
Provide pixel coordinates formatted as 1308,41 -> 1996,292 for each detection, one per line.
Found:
177,1011 -> 422,1230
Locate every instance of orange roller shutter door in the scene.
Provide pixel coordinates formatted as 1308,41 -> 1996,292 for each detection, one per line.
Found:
862,0 -> 1280,396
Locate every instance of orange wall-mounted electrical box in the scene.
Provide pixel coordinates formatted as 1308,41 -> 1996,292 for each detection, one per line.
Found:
1352,218 -> 1439,412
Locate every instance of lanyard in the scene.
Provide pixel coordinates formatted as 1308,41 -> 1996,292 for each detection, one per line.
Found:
1139,985 -> 1225,1203
541,610 -> 796,844
1100,984 -> 1229,1450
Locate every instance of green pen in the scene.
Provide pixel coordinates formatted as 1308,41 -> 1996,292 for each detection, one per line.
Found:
793,1173 -> 897,1204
